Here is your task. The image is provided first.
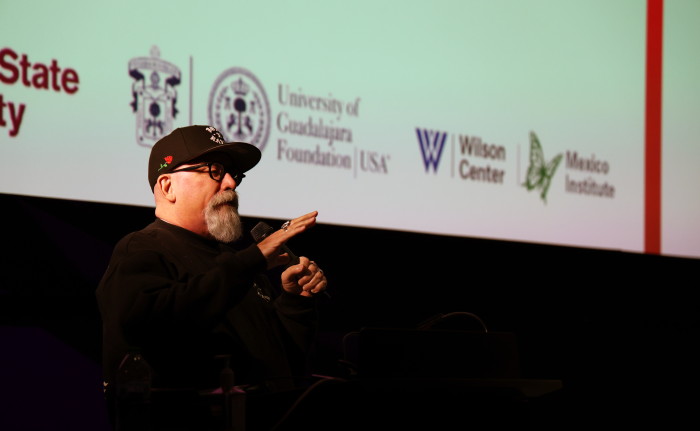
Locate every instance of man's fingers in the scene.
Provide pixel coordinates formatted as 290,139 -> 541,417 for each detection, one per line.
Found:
263,212 -> 318,262
304,278 -> 327,296
297,273 -> 313,286
282,212 -> 318,237
311,279 -> 328,294
297,259 -> 326,291
292,211 -> 318,225
292,256 -> 312,282
297,256 -> 310,268
283,218 -> 314,240
296,257 -> 327,297
302,270 -> 325,292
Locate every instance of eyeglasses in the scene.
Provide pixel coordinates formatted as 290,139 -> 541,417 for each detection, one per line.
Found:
170,163 -> 245,187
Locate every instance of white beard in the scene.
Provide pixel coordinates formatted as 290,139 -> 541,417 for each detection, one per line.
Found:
204,190 -> 243,243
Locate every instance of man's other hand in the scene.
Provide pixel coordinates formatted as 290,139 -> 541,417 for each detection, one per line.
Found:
256,211 -> 317,269
282,256 -> 328,297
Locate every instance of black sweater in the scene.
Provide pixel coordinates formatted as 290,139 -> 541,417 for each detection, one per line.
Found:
96,219 -> 318,395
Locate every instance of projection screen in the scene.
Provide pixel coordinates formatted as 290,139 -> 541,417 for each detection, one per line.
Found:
1,0 -> 698,258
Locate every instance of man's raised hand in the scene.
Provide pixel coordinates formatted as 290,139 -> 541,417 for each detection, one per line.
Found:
256,211 -> 318,269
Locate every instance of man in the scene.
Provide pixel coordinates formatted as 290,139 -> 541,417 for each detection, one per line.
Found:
96,125 -> 327,414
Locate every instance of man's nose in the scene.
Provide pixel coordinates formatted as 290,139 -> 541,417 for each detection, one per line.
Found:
221,172 -> 237,190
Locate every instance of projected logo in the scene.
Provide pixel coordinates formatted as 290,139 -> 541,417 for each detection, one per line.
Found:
523,131 -> 562,204
128,46 -> 181,147
416,128 -> 448,173
208,67 -> 271,152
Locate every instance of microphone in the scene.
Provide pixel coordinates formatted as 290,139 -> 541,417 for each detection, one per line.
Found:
251,221 -> 330,299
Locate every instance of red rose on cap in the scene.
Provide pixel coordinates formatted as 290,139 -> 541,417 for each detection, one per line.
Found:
158,155 -> 174,172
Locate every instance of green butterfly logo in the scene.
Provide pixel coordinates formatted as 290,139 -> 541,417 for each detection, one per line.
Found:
523,132 -> 562,204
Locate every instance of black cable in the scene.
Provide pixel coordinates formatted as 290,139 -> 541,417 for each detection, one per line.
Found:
240,375 -> 327,394
418,312 -> 488,332
243,375 -> 313,386
269,377 -> 346,431
416,313 -> 444,330
337,360 -> 358,371
442,312 -> 488,333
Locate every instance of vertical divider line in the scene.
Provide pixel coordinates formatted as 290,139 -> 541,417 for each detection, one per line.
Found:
517,143 -> 520,186
189,56 -> 193,126
645,0 -> 663,254
354,147 -> 357,179
451,134 -> 455,178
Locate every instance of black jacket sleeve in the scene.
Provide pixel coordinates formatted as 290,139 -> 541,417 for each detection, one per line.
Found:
99,243 -> 267,338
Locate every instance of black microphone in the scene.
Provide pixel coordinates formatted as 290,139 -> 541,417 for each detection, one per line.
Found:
251,221 -> 330,299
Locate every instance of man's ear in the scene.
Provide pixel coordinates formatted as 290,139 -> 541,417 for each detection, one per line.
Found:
156,175 -> 176,203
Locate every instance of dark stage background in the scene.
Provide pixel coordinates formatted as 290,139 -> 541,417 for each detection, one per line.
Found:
0,192 -> 697,430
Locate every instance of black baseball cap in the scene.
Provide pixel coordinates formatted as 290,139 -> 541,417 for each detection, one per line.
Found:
148,125 -> 261,191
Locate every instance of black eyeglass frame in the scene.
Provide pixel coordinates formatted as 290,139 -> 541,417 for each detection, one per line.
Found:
169,163 -> 245,186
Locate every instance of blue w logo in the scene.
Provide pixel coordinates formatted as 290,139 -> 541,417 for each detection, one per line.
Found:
416,128 -> 447,173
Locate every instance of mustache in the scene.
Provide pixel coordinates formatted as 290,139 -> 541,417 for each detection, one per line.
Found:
209,190 -> 239,210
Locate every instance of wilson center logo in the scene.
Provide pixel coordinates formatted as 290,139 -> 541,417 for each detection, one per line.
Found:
416,128 -> 448,173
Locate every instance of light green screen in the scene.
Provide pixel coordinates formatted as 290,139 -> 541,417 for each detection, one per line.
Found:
0,0 -> 697,257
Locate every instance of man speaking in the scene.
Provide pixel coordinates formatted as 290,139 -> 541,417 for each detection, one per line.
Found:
96,125 -> 327,413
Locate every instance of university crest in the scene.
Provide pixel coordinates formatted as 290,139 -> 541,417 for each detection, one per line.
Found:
208,67 -> 270,151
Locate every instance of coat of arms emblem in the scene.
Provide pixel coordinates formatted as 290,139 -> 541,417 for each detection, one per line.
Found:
128,46 -> 181,147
